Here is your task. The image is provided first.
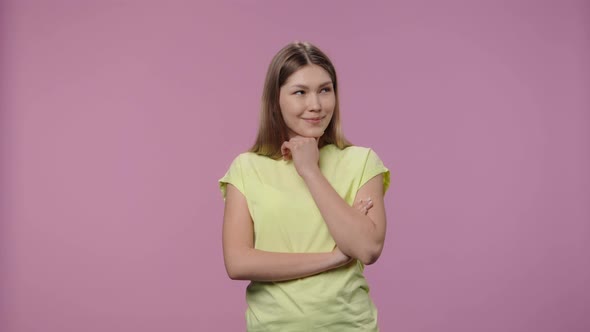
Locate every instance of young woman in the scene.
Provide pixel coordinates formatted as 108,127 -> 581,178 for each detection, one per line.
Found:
219,41 -> 391,331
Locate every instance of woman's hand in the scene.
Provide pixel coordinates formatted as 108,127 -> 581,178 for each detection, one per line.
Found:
353,197 -> 373,216
281,136 -> 320,177
330,198 -> 373,267
331,246 -> 354,267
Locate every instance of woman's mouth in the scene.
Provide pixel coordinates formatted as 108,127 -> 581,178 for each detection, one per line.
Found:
303,117 -> 323,124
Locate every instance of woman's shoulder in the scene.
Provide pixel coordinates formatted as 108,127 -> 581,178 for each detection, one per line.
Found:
225,151 -> 278,171
328,144 -> 374,157
341,144 -> 372,152
327,144 -> 386,168
226,150 -> 264,161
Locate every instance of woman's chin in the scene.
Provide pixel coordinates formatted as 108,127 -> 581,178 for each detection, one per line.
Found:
289,128 -> 325,139
303,129 -> 325,138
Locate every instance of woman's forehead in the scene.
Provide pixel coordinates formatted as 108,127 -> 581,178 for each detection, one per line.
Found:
284,65 -> 332,87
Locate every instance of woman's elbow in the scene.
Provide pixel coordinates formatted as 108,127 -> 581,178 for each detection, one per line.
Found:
362,255 -> 379,265
227,271 -> 245,280
225,264 -> 239,280
224,247 -> 254,280
360,244 -> 383,265
360,254 -> 378,265
226,264 -> 248,280
224,254 -> 248,280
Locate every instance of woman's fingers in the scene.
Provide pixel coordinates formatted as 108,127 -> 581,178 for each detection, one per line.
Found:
281,141 -> 292,160
354,198 -> 373,215
363,199 -> 373,214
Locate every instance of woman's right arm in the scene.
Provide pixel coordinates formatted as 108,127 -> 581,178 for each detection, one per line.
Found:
222,183 -> 359,282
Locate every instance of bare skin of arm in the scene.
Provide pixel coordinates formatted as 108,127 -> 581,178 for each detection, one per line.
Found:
282,136 -> 387,265
222,183 -> 373,282
301,171 -> 386,265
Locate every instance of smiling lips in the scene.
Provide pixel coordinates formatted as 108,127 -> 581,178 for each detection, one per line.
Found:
303,116 -> 323,124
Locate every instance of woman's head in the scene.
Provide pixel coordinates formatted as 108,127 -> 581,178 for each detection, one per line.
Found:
249,41 -> 351,159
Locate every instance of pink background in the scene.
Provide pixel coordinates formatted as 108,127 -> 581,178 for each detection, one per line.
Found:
2,0 -> 589,331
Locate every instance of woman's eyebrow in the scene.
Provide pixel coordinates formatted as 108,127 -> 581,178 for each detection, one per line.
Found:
290,81 -> 333,89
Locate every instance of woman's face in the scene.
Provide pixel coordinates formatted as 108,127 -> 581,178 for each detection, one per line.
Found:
279,64 -> 335,140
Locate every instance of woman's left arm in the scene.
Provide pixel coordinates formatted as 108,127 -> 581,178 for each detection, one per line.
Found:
301,169 -> 386,265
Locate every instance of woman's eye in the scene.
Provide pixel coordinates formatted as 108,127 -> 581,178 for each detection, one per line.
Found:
320,87 -> 332,93
294,91 -> 304,95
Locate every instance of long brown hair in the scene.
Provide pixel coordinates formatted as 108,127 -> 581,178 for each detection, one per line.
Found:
248,41 -> 352,159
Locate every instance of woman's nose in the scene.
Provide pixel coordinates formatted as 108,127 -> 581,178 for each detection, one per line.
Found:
307,94 -> 321,111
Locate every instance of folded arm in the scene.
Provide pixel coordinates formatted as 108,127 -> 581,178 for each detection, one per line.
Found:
300,169 -> 387,265
222,184 -> 352,282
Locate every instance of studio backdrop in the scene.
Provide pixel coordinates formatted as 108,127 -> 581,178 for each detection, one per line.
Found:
1,1 -> 588,331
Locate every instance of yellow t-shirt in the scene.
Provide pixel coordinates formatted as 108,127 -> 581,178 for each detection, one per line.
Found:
219,144 -> 391,331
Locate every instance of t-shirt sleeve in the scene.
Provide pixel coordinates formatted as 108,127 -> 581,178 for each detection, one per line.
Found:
218,155 -> 246,201
359,148 -> 391,195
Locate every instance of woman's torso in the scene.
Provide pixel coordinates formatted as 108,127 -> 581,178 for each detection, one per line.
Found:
232,144 -> 384,331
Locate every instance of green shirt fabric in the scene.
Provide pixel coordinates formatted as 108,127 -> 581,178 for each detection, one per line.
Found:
219,144 -> 391,331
